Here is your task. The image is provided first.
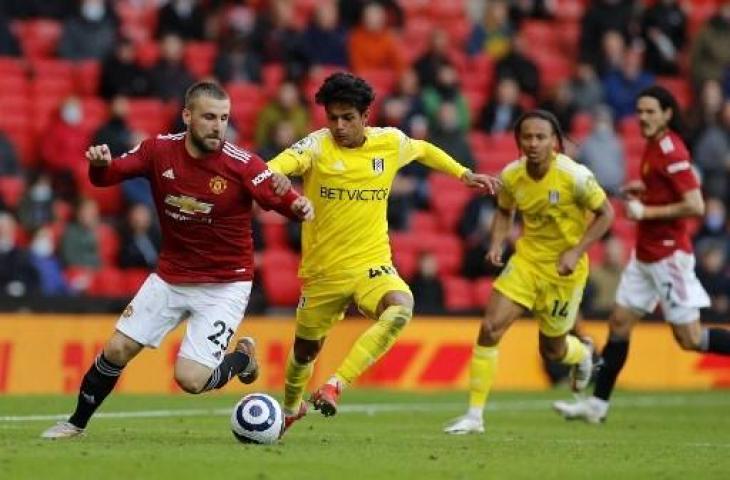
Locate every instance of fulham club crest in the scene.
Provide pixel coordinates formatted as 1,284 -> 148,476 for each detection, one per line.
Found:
372,157 -> 385,175
548,190 -> 560,204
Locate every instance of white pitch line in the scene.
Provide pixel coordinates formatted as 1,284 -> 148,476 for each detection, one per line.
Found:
1,394 -> 729,423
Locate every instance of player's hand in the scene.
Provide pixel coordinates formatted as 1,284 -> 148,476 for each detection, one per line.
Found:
625,199 -> 645,221
85,144 -> 112,167
291,196 -> 314,221
270,172 -> 291,196
462,171 -> 501,195
620,180 -> 646,199
557,248 -> 581,276
486,246 -> 504,267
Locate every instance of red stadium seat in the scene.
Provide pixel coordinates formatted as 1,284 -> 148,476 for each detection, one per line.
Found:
443,276 -> 475,311
127,98 -> 173,135
261,268 -> 301,307
0,176 -> 25,208
96,224 -> 121,266
429,174 -> 472,231
409,211 -> 439,233
391,247 -> 418,281
75,60 -> 102,96
135,40 -> 160,68
88,266 -> 126,297
571,112 -> 593,139
80,97 -> 109,132
262,64 -> 285,97
473,278 -> 493,306
357,69 -> 397,97
123,268 -> 151,295
17,19 -> 62,59
184,41 -> 218,79
261,248 -> 300,272
262,222 -> 289,249
656,76 -> 693,110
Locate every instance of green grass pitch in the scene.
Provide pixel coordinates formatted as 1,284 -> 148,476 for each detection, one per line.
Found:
1,390 -> 729,479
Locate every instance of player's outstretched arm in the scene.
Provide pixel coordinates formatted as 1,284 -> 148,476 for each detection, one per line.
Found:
270,172 -> 292,196
461,171 -> 501,195
557,199 -> 614,276
85,144 -> 113,167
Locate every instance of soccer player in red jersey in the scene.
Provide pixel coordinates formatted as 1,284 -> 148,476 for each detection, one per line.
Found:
553,86 -> 730,423
41,81 -> 314,439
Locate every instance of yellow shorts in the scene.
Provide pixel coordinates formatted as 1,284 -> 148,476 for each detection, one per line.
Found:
295,264 -> 412,341
493,254 -> 587,337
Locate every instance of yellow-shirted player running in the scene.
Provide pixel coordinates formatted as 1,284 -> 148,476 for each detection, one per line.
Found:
444,110 -> 614,435
268,72 -> 500,434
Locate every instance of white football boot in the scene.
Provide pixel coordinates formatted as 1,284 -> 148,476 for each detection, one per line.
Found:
552,396 -> 608,424
443,414 -> 485,435
41,421 -> 85,439
570,339 -> 595,393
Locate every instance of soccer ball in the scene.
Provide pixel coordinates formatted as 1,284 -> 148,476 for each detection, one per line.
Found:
230,393 -> 284,444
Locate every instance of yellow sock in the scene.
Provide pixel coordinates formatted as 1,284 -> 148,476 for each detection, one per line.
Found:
468,345 -> 499,411
335,305 -> 412,385
561,335 -> 588,365
283,351 -> 314,414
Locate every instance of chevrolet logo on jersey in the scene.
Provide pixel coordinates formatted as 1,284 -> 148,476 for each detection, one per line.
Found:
164,194 -> 213,214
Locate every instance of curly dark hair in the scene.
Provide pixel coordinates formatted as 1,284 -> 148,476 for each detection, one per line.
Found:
513,109 -> 566,153
314,72 -> 375,113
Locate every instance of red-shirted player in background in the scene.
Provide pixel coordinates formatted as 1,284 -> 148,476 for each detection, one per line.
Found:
41,81 -> 314,439
553,85 -> 730,424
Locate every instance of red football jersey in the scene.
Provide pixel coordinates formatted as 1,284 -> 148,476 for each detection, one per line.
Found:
90,132 -> 300,283
636,131 -> 700,262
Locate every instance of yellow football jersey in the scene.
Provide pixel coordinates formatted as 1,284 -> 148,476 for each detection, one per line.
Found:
497,153 -> 606,268
268,127 -> 469,278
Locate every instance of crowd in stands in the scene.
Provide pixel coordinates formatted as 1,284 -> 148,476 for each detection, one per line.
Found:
0,0 -> 729,319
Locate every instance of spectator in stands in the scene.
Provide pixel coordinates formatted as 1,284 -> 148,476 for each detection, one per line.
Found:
508,0 -> 555,27
100,37 -> 150,99
568,63 -> 604,113
690,1 -> 730,88
156,0 -> 206,40
148,33 -> 196,102
92,96 -> 134,157
338,0 -> 404,28
60,198 -> 101,269
578,0 -> 638,73
477,77 -> 523,135
577,105 -> 625,196
40,96 -> 92,199
601,47 -> 655,120
598,30 -> 627,76
422,64 -> 470,133
118,203 -> 160,269
58,0 -> 118,61
28,226 -> 69,296
213,35 -> 262,84
254,82 -> 309,150
410,252 -> 445,315
212,0 -> 257,41
539,82 -> 578,133
586,236 -> 626,315
494,36 -> 540,99
249,0 -> 307,80
17,173 -> 55,231
377,69 -> 425,132
694,197 -> 728,246
414,29 -> 454,89
686,79 -> 725,146
466,0 -> 513,59
693,100 -> 730,201
429,102 -> 475,172
258,120 -> 298,161
0,212 -> 39,297
640,0 -> 686,76
0,12 -> 20,55
459,196 -> 502,279
348,2 -> 404,75
301,0 -> 348,69
695,239 -> 730,321
0,130 -> 20,175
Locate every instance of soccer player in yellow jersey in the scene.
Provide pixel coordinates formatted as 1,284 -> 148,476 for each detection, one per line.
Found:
444,110 -> 615,434
267,72 -> 500,433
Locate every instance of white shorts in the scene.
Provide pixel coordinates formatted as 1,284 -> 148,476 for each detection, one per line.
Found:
116,273 -> 252,369
615,250 -> 710,325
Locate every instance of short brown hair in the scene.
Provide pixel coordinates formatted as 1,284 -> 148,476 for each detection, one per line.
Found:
184,81 -> 229,109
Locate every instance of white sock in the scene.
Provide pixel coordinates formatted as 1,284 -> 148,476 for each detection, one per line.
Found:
588,396 -> 609,414
467,406 -> 483,420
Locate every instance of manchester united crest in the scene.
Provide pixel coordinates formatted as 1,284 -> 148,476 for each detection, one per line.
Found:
209,176 -> 227,194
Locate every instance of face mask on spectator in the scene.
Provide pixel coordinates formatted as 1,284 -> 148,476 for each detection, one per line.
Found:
30,183 -> 52,202
61,103 -> 82,125
81,2 -> 106,22
31,236 -> 54,257
174,0 -> 194,16
705,212 -> 725,231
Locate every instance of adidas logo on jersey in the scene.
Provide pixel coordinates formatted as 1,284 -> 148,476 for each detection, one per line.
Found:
162,168 -> 175,180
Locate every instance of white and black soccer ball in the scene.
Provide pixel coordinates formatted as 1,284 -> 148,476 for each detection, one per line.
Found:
230,393 -> 284,444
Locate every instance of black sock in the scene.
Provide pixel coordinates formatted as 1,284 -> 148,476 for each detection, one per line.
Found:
201,351 -> 250,391
707,328 -> 730,355
593,336 -> 629,402
68,353 -> 124,428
